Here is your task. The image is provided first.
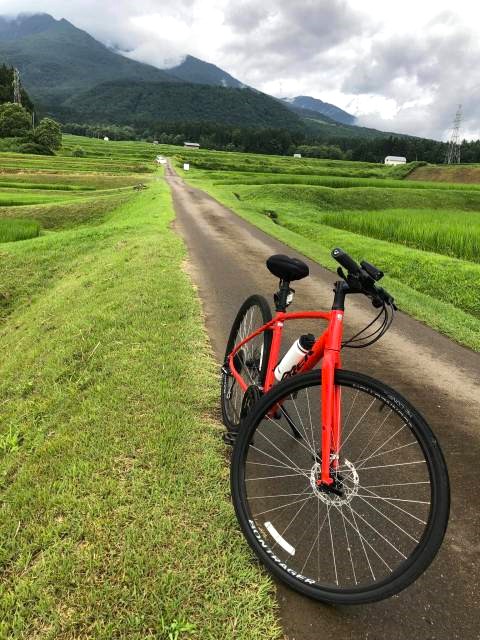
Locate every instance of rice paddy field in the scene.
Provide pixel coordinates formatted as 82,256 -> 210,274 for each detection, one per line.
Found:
0,136 -> 279,639
173,147 -> 480,351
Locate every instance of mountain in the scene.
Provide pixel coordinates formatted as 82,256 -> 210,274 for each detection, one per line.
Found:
0,13 -> 397,140
283,96 -> 356,126
0,14 -> 180,106
167,55 -> 245,88
62,81 -> 303,129
0,13 -> 303,130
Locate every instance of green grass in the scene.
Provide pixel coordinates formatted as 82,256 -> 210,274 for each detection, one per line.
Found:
177,159 -> 480,351
0,194 -> 131,231
209,172 -> 480,192
0,218 -> 40,243
0,172 -> 141,190
319,209 -> 480,263
232,183 -> 480,215
0,140 -> 280,639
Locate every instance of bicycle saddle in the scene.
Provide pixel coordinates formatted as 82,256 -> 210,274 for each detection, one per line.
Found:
266,254 -> 309,281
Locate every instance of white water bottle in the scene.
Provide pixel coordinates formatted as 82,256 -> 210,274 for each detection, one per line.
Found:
274,334 -> 315,381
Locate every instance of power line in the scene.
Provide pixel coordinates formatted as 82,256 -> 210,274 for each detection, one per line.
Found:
444,104 -> 462,164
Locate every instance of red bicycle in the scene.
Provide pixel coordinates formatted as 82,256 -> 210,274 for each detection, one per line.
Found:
221,249 -> 449,604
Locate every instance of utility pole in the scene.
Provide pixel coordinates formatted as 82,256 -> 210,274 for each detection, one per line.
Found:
445,104 -> 462,164
13,68 -> 22,105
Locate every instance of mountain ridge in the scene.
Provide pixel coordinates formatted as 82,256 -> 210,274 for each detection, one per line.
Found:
166,55 -> 246,89
283,95 -> 356,126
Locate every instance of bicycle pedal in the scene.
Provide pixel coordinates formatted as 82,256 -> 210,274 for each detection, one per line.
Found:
222,430 -> 237,447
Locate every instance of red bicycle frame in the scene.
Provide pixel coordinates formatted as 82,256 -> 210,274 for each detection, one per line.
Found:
228,308 -> 345,486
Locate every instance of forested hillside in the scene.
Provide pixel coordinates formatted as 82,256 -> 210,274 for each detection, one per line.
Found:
62,81 -> 303,129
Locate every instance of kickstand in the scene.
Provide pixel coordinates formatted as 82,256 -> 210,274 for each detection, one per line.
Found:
279,406 -> 302,440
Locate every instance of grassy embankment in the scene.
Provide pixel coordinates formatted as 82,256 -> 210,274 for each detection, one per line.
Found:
0,141 -> 280,639
172,149 -> 480,351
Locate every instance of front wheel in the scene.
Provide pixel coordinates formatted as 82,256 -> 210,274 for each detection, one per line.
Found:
231,369 -> 449,604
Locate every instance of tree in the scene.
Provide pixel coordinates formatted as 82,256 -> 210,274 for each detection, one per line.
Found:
0,102 -> 31,137
34,117 -> 62,150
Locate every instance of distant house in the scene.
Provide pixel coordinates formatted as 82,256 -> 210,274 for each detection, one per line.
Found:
153,140 -> 159,145
103,136 -> 109,142
184,142 -> 200,149
293,153 -> 302,158
385,155 -> 406,165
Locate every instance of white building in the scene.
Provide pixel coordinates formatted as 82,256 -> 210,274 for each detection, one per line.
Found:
293,153 -> 302,158
184,142 -> 200,149
384,155 -> 406,165
103,136 -> 109,141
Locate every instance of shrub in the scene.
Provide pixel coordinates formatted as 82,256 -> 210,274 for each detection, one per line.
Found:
17,142 -> 55,156
72,146 -> 86,157
34,118 -> 62,150
0,102 -> 31,137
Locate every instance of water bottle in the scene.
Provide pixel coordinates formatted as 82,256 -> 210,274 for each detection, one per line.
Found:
274,334 -> 315,381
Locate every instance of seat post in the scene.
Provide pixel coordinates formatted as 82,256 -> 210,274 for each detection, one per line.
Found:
274,279 -> 292,312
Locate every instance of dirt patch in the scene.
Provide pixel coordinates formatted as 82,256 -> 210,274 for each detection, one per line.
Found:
408,165 -> 480,183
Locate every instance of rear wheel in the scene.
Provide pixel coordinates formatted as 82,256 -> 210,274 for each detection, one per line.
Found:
221,295 -> 272,433
231,369 -> 449,604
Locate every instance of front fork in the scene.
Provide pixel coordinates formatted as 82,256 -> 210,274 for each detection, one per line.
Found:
319,310 -> 343,486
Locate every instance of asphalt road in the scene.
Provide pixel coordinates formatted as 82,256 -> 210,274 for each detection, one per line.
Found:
165,164 -> 480,640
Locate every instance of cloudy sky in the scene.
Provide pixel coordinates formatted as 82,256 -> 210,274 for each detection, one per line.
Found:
0,0 -> 478,140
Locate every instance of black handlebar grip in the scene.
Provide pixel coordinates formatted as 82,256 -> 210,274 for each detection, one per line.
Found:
360,260 -> 384,281
331,248 -> 360,274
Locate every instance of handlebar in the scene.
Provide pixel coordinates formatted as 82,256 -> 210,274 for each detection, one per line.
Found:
331,247 -> 396,310
331,248 -> 361,275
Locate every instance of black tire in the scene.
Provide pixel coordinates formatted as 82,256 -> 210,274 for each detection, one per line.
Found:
221,295 -> 272,433
231,369 -> 450,604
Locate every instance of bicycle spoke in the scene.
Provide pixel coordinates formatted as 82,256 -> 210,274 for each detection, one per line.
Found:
355,423 -> 408,470
255,430 -> 312,481
340,503 -> 357,584
355,495 -> 420,543
290,393 -> 317,455
327,505 -> 339,585
265,413 -> 317,459
252,494 -> 313,518
304,386 -> 318,458
345,480 -> 429,525
248,444 -> 310,479
347,504 -> 408,559
340,397 -> 376,452
354,440 -> 418,467
245,472 -> 310,481
354,408 -> 393,463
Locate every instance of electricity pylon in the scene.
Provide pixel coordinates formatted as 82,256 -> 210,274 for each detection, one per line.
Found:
444,104 -> 462,164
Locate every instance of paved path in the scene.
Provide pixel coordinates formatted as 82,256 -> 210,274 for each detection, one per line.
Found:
165,165 -> 480,640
